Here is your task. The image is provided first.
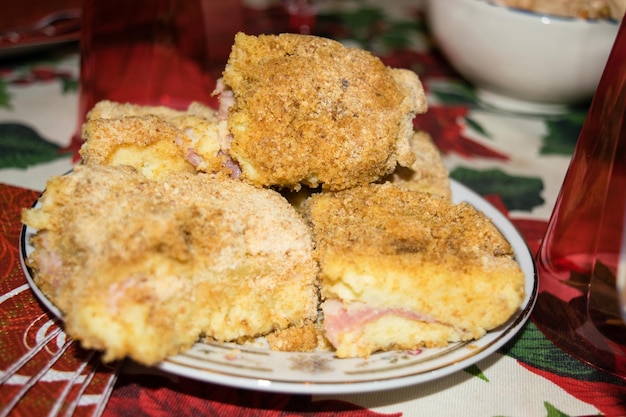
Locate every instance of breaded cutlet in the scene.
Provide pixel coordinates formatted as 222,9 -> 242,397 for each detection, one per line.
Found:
219,32 -> 428,191
303,183 -> 525,358
80,100 -> 230,178
384,130 -> 452,199
22,165 -> 319,365
80,115 -> 198,179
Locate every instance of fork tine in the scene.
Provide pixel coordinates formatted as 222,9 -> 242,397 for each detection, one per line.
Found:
1,338 -> 122,417
60,355 -> 122,417
47,350 -> 95,417
59,352 -> 98,417
0,337 -> 73,417
90,360 -> 122,417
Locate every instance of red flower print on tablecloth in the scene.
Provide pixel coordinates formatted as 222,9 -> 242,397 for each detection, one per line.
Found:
104,374 -> 401,417
519,363 -> 626,416
414,106 -> 510,161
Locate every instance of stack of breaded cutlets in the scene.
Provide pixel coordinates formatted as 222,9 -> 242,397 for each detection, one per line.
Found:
22,33 -> 525,365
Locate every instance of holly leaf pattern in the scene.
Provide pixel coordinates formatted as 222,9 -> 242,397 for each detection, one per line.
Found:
499,322 -> 598,380
60,76 -> 79,94
318,4 -> 424,55
465,116 -> 490,138
429,80 -> 479,106
500,320 -> 626,415
0,79 -> 11,109
464,364 -> 489,382
541,110 -> 587,155
544,402 -> 571,417
0,123 -> 71,169
493,402 -> 571,417
450,167 -> 544,212
378,20 -> 423,50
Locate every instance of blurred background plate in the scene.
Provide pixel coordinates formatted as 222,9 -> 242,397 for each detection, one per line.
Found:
0,0 -> 82,58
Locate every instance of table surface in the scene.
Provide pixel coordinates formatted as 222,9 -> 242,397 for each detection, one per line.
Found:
1,1 -> 626,416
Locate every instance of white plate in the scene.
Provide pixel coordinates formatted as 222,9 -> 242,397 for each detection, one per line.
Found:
20,179 -> 538,394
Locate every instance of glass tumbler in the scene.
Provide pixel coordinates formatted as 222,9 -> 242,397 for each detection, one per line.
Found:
534,18 -> 626,378
74,0 -> 243,143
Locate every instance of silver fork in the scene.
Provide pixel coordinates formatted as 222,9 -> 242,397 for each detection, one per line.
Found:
0,322 -> 121,417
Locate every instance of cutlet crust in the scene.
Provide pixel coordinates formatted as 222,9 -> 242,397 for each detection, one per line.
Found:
85,100 -> 193,121
385,130 -> 452,199
22,165 -> 319,365
304,183 -> 525,358
80,115 -> 197,179
80,101 -> 228,179
222,32 -> 427,191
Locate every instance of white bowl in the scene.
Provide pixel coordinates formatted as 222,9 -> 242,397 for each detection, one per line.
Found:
425,0 -> 620,113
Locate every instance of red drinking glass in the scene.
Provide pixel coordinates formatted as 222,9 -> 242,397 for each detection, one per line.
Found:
533,18 -> 626,379
73,0 -> 243,144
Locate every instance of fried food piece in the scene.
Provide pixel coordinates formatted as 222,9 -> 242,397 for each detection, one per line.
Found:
385,130 -> 451,199
266,323 -> 320,352
22,165 -> 319,365
80,115 -> 197,179
266,310 -> 333,352
303,183 -> 525,358
80,100 -> 230,178
221,32 -> 428,191
166,113 -> 229,174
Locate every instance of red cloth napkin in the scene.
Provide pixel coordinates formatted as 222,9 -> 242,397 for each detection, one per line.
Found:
0,184 -> 120,417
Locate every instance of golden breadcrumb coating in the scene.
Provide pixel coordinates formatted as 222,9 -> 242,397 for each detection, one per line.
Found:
385,130 -> 451,199
303,183 -> 525,358
80,100 -> 229,178
266,311 -> 332,352
80,115 -> 197,179
222,32 -> 427,191
22,165 -> 319,365
266,323 -> 320,352
283,130 -> 449,211
85,100 -> 217,122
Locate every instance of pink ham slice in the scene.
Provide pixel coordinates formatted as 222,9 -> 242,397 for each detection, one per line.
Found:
322,299 -> 448,347
213,78 -> 234,121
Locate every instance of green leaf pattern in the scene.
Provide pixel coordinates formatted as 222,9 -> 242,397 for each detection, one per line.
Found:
541,112 -> 587,155
450,167 -> 545,212
464,364 -> 489,382
0,79 -> 11,110
0,123 -> 71,169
